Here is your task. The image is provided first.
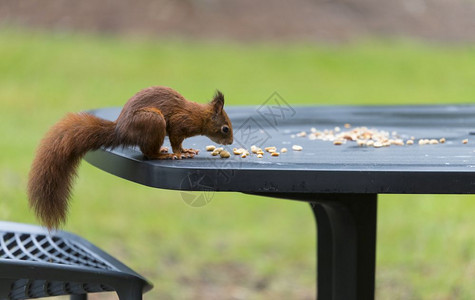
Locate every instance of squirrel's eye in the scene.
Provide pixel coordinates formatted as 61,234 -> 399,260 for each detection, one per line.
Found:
221,125 -> 229,134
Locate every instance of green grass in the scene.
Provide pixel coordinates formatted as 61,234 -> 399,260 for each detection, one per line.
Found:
1,28 -> 474,299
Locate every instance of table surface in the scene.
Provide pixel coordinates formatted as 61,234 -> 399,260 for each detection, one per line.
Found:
85,105 -> 475,194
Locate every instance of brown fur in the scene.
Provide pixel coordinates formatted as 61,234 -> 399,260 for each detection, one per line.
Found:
28,86 -> 233,229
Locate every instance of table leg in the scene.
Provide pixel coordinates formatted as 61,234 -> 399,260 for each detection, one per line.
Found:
310,194 -> 377,300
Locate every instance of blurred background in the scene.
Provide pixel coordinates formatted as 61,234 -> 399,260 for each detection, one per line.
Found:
1,0 -> 474,299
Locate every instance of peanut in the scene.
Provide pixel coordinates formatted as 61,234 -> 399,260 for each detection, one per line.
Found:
292,145 -> 303,151
333,140 -> 344,145
206,145 -> 216,151
220,150 -> 231,158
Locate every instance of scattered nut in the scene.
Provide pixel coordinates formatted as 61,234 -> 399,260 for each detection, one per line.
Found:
220,150 -> 230,158
211,150 -> 220,156
333,140 -> 344,145
281,147 -> 288,153
344,123 -> 351,129
241,153 -> 247,158
429,139 -> 439,145
439,138 -> 446,144
297,131 -> 307,137
233,148 -> 244,155
265,146 -> 277,152
206,145 -> 216,151
357,140 -> 366,146
393,139 -> 404,146
462,139 -> 468,144
257,154 -> 263,158
292,145 -> 303,151
373,141 -> 383,148
406,140 -> 414,145
418,139 -> 428,145
271,152 -> 280,156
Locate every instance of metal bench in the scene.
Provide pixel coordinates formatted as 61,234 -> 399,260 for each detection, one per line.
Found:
0,221 -> 152,299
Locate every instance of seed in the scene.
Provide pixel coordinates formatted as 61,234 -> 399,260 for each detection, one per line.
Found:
257,154 -> 263,158
462,139 -> 468,144
393,139 -> 404,146
406,140 -> 414,145
233,148 -> 243,155
439,138 -> 446,144
297,131 -> 307,137
271,152 -> 280,156
268,148 -> 276,153
257,150 -> 264,155
241,153 -> 247,158
333,140 -> 344,145
292,145 -> 303,151
215,147 -> 224,153
220,150 -> 231,158
373,141 -> 383,148
429,139 -> 439,144
366,140 -> 374,147
206,145 -> 216,151
344,123 -> 351,129
357,140 -> 366,146
281,148 -> 288,153
418,139 -> 428,145
265,146 -> 277,152
211,150 -> 220,156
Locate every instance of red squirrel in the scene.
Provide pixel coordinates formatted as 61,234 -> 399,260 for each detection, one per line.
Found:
28,86 -> 233,229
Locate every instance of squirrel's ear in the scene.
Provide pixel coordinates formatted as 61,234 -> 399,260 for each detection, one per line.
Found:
210,90 -> 224,114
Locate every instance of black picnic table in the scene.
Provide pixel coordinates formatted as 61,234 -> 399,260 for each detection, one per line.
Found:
84,104 -> 475,300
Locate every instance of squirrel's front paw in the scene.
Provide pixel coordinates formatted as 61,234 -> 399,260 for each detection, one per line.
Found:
148,153 -> 180,160
177,152 -> 195,159
181,148 -> 199,155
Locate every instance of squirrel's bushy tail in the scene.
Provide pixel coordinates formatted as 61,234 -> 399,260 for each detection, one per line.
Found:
27,113 -> 117,229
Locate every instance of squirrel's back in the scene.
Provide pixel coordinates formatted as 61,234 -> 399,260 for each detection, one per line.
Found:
118,86 -> 188,120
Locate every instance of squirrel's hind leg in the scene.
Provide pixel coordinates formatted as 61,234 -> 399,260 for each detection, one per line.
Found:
118,107 -> 170,159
